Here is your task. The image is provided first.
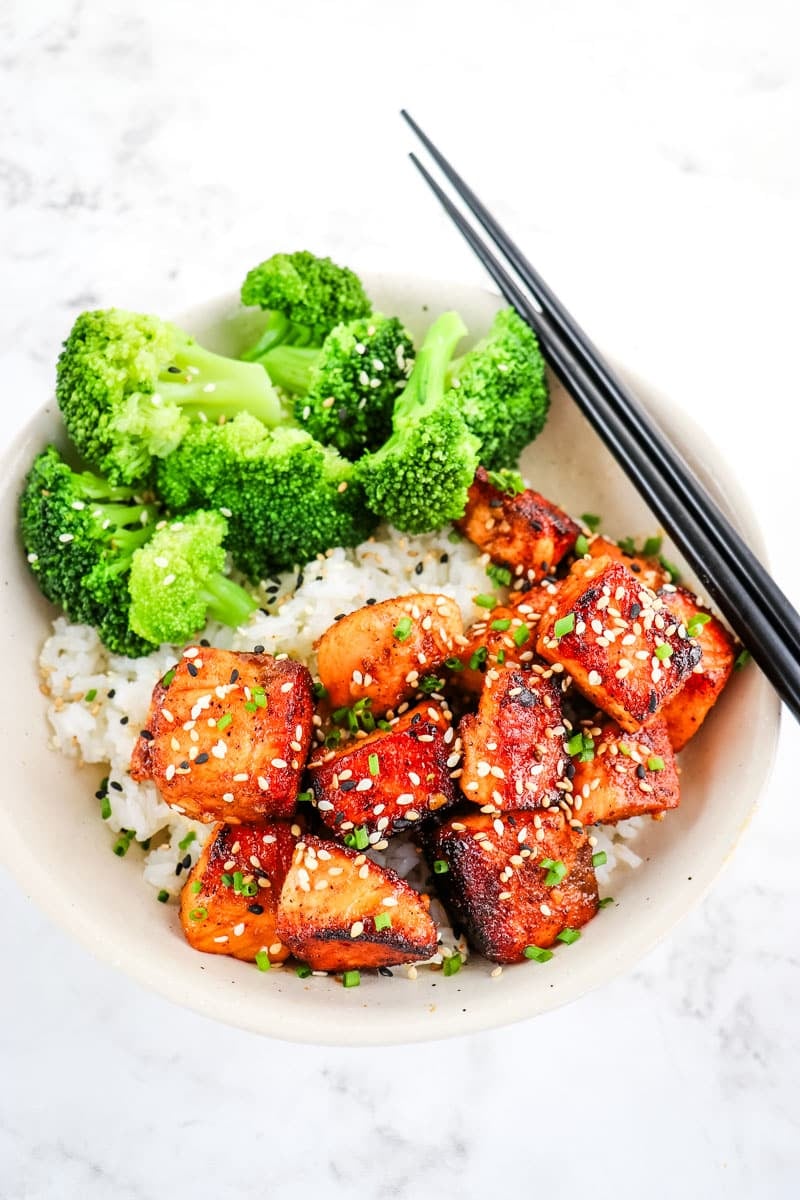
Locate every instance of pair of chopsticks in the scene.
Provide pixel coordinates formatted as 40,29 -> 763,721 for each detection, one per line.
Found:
402,109 -> 800,724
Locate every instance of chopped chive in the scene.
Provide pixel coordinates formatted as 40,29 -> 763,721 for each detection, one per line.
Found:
490,618 -> 511,631
343,833 -> 357,848
342,969 -> 360,988
433,859 -> 449,874
486,468 -> 524,495
686,613 -> 712,638
553,613 -> 575,638
474,593 -> 496,609
581,513 -> 601,532
592,850 -> 608,868
377,719 -> 392,732
512,623 -> 530,647
112,829 -> 135,857
244,700 -> 257,713
157,889 -> 170,903
368,753 -> 380,776
419,675 -> 445,694
221,872 -> 233,887
641,535 -> 663,557
241,880 -> 258,897
216,712 -> 232,731
84,688 -> 97,702
252,687 -> 267,709
393,616 -> 413,641
100,795 -> 112,820
496,649 -> 506,664
468,646 -> 488,670
161,667 -> 176,688
444,656 -> 463,671
655,643 -> 673,660
374,911 -> 392,932
255,950 -> 271,972
140,837 -> 151,851
658,554 -> 681,582
617,535 -> 637,555
567,731 -> 594,761
325,729 -> 341,748
574,534 -> 589,557
647,756 -> 665,772
598,896 -> 615,909
448,529 -> 463,544
178,831 -> 196,852
296,790 -> 313,803
296,964 -> 312,979
312,681 -> 328,700
188,906 -> 207,922
486,563 -> 512,587
442,952 -> 462,976
735,648 -> 751,670
566,733 -> 583,756
190,880 -> 202,894
541,858 -> 567,886
618,742 -> 631,757
353,825 -> 369,851
523,945 -> 553,963
557,928 -> 581,944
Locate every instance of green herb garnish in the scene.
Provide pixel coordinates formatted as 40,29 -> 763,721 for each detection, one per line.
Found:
442,952 -> 462,977
342,970 -> 361,988
255,950 -> 271,971
474,593 -> 496,609
553,613 -> 575,638
368,753 -> 380,776
157,889 -> 169,903
592,850 -> 608,868
557,928 -> 581,944
393,616 -> 413,641
296,964 -> 312,979
686,613 -> 712,638
523,945 -> 553,963
641,535 -> 663,557
599,896 -> 615,908
178,831 -> 196,852
735,649 -> 751,670
490,618 -> 511,631
112,829 -> 135,857
512,623 -> 531,647
540,857 -> 567,886
654,643 -> 673,660
581,513 -> 601,532
433,859 -> 449,875
374,912 -> 392,932
647,756 -> 665,772
486,563 -> 513,588
188,906 -> 207,922
216,712 -> 232,731
84,688 -> 97,702
574,534 -> 589,557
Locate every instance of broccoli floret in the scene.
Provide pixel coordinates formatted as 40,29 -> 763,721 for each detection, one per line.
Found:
56,309 -> 286,486
251,315 -> 414,459
154,414 -> 377,581
354,311 -> 480,534
128,511 -> 257,645
239,251 -> 372,362
447,307 -> 549,471
19,445 -> 158,656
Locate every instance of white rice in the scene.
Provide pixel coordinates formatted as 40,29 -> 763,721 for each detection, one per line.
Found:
38,522 -> 644,965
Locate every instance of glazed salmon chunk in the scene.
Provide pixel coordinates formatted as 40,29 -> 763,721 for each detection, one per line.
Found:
657,586 -> 737,751
459,668 -> 569,812
316,594 -> 463,714
427,810 -> 599,963
570,717 -> 680,824
536,556 -> 701,731
131,648 -> 313,822
180,821 -> 301,963
308,702 -> 457,843
456,467 -> 580,582
451,606 -> 537,699
585,534 -> 669,592
276,836 -> 437,971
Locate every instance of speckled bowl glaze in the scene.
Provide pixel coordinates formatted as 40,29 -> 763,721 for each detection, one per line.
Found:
0,276 -> 779,1045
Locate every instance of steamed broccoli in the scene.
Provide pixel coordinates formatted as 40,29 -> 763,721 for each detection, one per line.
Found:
447,307 -> 549,470
239,251 -> 372,363
354,311 -> 480,534
154,413 -> 377,581
19,445 -> 159,656
56,309 -> 286,486
252,315 -> 414,459
128,511 -> 258,645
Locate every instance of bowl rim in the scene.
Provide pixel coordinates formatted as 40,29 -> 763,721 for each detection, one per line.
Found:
0,274 -> 781,1045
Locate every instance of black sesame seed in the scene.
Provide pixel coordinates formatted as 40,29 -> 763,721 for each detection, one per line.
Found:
296,572 -> 304,588
565,761 -> 576,779
140,729 -> 154,741
230,669 -> 239,684
200,638 -> 211,647
107,689 -> 116,699
636,764 -> 646,779
266,585 -> 279,595
340,780 -> 357,792
248,903 -> 264,915
411,713 -> 421,724
378,966 -> 393,977
630,603 -> 641,618
179,760 -> 190,770
336,407 -> 353,426
182,853 -> 192,868
630,562 -> 641,573
119,716 -> 129,725
334,613 -> 345,621
489,498 -> 503,508
175,862 -> 183,876
167,365 -> 182,374
366,597 -> 376,606
186,662 -> 198,677
530,520 -> 543,533
253,644 -> 265,654
110,780 -> 123,792
195,752 -> 209,764
440,553 -> 449,564
414,562 -> 424,575
648,691 -> 657,713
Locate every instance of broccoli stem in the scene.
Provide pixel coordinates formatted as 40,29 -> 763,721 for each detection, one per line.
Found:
87,502 -> 155,532
258,345 -> 319,395
394,311 -> 467,421
199,574 -> 258,628
156,340 -> 286,428
75,473 -> 143,503
240,312 -> 318,365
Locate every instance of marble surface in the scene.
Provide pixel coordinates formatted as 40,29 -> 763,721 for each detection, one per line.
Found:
1,1 -> 799,1196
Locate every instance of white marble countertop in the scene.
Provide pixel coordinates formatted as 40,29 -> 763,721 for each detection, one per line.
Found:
2,2 -> 799,1196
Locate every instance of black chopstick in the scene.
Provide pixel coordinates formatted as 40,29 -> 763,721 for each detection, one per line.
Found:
401,109 -> 800,664
404,143 -> 800,723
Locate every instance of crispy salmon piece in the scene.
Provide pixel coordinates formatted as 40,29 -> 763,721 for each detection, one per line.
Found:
570,717 -> 679,823
459,668 -> 568,811
130,648 -> 313,823
308,702 -> 457,843
316,594 -> 462,714
657,586 -> 737,751
456,467 -> 580,582
426,810 -> 598,963
507,576 -> 562,620
586,535 -> 669,592
180,821 -> 301,963
451,606 -> 537,698
536,556 -> 701,732
275,835 -> 437,971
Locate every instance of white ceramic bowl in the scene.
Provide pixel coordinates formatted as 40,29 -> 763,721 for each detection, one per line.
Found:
0,275 -> 779,1045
